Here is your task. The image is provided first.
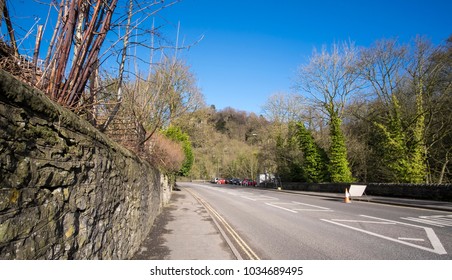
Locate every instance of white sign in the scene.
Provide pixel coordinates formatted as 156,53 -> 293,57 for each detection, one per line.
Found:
349,184 -> 367,197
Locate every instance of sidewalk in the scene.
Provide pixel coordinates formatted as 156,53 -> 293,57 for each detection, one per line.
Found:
132,188 -> 236,260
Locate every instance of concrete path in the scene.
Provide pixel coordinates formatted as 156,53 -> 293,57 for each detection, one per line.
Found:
132,188 -> 236,260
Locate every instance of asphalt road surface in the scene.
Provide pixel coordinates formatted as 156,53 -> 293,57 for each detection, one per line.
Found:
178,182 -> 452,260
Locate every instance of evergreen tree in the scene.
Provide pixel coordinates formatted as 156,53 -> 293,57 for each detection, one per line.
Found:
295,42 -> 360,183
328,114 -> 354,183
295,123 -> 328,183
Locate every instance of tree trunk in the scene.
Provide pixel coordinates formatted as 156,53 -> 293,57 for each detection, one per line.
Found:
438,150 -> 450,184
2,1 -> 18,56
32,25 -> 43,84
100,0 -> 132,132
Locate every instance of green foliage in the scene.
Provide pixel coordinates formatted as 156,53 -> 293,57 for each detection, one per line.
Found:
374,96 -> 409,182
161,126 -> 194,177
372,95 -> 427,183
172,37 -> 452,184
408,143 -> 427,183
171,35 -> 451,184
173,107 -> 266,180
327,115 -> 354,183
373,122 -> 409,182
407,78 -> 427,183
274,127 -> 305,182
295,123 -> 329,183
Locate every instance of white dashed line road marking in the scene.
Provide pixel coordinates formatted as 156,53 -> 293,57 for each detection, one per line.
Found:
398,237 -> 425,241
291,202 -> 333,211
265,201 -> 333,213
328,219 -> 396,224
242,195 -> 279,201
265,203 -> 298,213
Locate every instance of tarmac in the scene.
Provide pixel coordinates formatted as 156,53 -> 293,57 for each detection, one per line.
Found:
132,184 -> 452,260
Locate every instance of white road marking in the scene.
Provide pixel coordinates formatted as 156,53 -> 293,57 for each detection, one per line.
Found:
291,202 -> 332,211
292,209 -> 333,212
330,219 -> 396,225
401,215 -> 452,227
226,192 -> 240,196
242,195 -> 278,201
424,227 -> 447,255
401,217 -> 445,227
421,215 -> 452,218
241,196 -> 257,201
265,202 -> 333,213
361,215 -> 441,229
398,237 -> 425,241
265,203 -> 298,213
321,215 -> 447,255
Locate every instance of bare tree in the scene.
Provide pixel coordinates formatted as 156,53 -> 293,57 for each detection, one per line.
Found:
1,0 -> 18,56
99,0 -> 133,132
357,38 -> 444,183
295,42 -> 361,182
0,0 -> 4,28
37,0 -> 119,108
296,42 -> 362,119
423,36 -> 452,183
117,58 -> 204,147
22,0 -> 181,110
262,92 -> 307,124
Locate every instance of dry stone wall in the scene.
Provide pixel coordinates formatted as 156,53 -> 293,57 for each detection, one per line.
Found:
0,70 -> 171,259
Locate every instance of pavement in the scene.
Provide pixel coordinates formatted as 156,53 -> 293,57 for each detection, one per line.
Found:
132,183 -> 452,260
132,187 -> 236,260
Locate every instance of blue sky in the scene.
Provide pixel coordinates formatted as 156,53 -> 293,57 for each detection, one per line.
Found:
5,0 -> 452,114
157,0 -> 452,113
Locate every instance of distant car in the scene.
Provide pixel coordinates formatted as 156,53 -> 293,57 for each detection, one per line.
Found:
217,178 -> 226,184
231,178 -> 241,185
242,179 -> 256,186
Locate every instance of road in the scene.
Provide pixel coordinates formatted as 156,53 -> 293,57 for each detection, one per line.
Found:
178,182 -> 452,260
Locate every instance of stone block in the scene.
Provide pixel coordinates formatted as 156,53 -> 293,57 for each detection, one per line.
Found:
0,69 -> 172,259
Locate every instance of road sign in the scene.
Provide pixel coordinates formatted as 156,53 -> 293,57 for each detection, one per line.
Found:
349,184 -> 367,197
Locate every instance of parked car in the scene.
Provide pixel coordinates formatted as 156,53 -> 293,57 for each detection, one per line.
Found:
217,178 -> 226,184
230,178 -> 241,185
242,179 -> 257,186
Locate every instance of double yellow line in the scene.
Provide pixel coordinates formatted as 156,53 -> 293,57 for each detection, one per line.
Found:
186,188 -> 260,260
